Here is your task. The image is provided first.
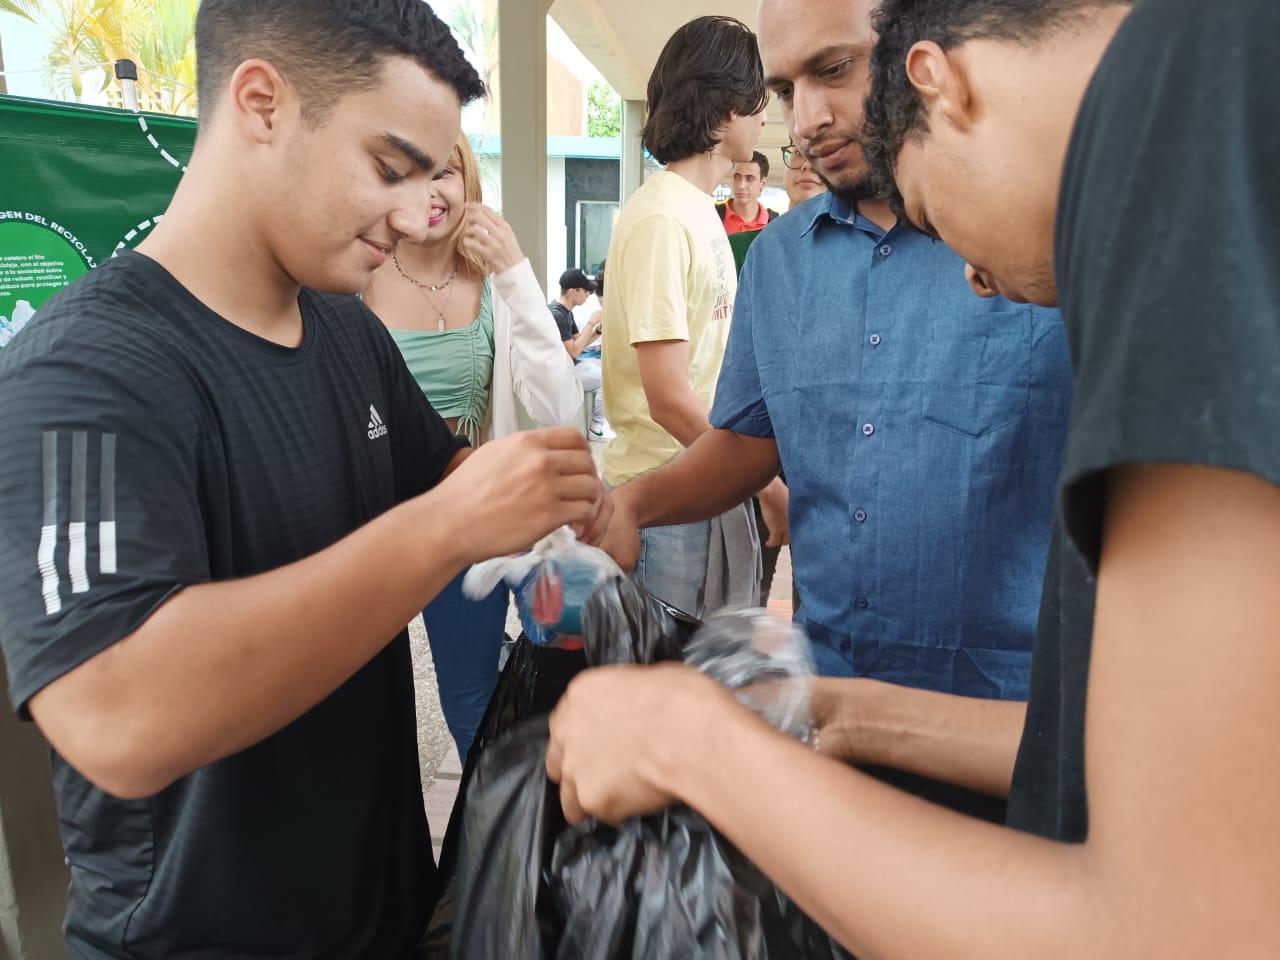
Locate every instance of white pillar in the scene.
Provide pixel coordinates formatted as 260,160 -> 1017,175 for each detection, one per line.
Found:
620,98 -> 645,204
498,0 -> 554,287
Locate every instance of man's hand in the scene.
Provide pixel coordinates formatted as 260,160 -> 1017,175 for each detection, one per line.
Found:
578,483 -> 616,546
436,427 -> 603,562
593,489 -> 641,571
547,663 -> 735,824
758,476 -> 790,548
808,677 -> 861,763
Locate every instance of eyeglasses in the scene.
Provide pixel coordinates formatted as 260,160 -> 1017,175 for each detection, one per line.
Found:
781,144 -> 805,170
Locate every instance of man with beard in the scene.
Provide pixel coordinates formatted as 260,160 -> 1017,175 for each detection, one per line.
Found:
597,0 -> 1072,816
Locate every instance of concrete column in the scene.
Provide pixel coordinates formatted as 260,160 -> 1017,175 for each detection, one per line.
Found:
0,663 -> 68,959
498,0 -> 554,287
620,98 -> 645,205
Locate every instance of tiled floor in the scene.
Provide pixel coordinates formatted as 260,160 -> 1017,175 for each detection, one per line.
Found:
423,742 -> 463,861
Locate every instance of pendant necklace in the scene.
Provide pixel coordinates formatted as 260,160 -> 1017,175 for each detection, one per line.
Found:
394,251 -> 459,331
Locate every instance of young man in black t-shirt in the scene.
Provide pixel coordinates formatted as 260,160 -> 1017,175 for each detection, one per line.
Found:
549,268 -> 606,434
0,2 -> 606,957
541,0 -> 1280,954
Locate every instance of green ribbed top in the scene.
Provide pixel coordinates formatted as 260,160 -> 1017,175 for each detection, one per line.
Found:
389,279 -> 495,444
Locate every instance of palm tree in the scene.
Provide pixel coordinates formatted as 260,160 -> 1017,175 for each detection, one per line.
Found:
0,0 -> 197,113
442,0 -> 498,134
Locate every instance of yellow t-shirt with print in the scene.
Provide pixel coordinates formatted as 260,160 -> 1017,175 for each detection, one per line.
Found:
601,171 -> 737,486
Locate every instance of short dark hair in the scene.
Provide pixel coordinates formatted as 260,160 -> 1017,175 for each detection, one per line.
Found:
742,150 -> 770,179
642,16 -> 768,165
863,0 -> 1132,217
195,0 -> 485,128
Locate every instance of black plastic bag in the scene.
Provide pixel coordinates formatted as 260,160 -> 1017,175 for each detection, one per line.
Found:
435,577 -> 844,959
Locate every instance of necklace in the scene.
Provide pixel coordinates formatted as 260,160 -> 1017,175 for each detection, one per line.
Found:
394,251 -> 460,331
393,250 -> 458,291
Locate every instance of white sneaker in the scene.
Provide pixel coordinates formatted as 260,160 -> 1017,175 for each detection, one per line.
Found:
588,420 -> 615,440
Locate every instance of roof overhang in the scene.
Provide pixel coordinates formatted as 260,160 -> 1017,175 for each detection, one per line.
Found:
549,0 -> 792,151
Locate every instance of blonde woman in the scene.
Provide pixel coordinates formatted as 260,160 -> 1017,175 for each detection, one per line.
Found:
365,132 -> 580,759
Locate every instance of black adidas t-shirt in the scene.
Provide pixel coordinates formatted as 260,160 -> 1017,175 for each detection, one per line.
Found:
0,251 -> 465,957
1006,0 -> 1280,840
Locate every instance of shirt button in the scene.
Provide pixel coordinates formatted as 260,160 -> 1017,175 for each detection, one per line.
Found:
854,509 -> 867,523
862,423 -> 875,436
855,596 -> 869,610
869,333 -> 882,346
879,244 -> 893,257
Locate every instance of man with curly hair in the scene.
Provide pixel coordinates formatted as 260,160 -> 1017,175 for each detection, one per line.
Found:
551,0 -> 1280,955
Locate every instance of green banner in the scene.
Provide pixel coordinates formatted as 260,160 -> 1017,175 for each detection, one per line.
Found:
0,95 -> 196,348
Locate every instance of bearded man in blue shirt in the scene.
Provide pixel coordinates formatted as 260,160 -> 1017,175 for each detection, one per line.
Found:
597,0 -> 1072,816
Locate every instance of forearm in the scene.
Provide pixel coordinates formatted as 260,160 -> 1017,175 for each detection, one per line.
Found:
619,429 -> 780,528
671,697 -> 1098,960
647,388 -> 711,449
835,678 -> 1026,797
34,489 -> 468,798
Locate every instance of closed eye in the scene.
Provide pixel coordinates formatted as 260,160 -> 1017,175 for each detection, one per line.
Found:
378,162 -> 406,185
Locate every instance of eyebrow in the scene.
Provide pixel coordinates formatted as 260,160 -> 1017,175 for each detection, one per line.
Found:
764,43 -> 869,88
379,133 -> 435,172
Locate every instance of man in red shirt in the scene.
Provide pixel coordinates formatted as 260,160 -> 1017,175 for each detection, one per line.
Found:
716,150 -> 777,234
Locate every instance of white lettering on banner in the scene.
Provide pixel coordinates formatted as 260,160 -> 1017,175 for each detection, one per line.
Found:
0,212 -> 98,269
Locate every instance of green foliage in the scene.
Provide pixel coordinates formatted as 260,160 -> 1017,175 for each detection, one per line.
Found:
587,80 -> 619,138
2,0 -> 198,113
442,0 -> 496,86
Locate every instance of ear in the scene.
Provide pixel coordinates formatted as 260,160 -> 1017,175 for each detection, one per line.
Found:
905,40 -> 976,133
227,59 -> 295,144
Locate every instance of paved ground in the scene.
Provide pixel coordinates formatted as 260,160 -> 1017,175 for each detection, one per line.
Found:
411,603 -> 524,855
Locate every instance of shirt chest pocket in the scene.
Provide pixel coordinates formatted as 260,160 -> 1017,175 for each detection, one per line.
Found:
920,309 -> 1032,438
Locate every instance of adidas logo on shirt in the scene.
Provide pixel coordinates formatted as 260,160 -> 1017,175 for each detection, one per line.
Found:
367,404 -> 388,440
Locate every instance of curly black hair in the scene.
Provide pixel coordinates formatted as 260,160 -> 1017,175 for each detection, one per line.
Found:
642,16 -> 768,165
863,0 -> 1132,220
196,0 -> 485,128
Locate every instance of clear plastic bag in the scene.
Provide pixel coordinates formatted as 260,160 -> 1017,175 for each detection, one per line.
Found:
684,607 -> 815,740
462,526 -> 622,648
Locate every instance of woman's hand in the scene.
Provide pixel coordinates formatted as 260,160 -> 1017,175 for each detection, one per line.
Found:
460,203 -> 524,275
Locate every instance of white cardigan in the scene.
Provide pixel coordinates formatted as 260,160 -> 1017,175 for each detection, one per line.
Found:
486,258 -> 583,439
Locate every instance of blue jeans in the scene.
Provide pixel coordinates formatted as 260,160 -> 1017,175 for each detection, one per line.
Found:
634,520 -> 711,617
421,571 -> 509,761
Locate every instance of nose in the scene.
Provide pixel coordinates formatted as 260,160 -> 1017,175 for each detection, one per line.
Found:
964,263 -> 1000,299
388,180 -> 434,245
790,80 -> 832,144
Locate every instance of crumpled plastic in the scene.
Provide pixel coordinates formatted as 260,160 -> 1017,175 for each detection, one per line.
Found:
435,576 -> 843,959
463,527 -> 623,646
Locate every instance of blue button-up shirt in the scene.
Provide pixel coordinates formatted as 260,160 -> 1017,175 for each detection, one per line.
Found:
710,194 -> 1072,699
